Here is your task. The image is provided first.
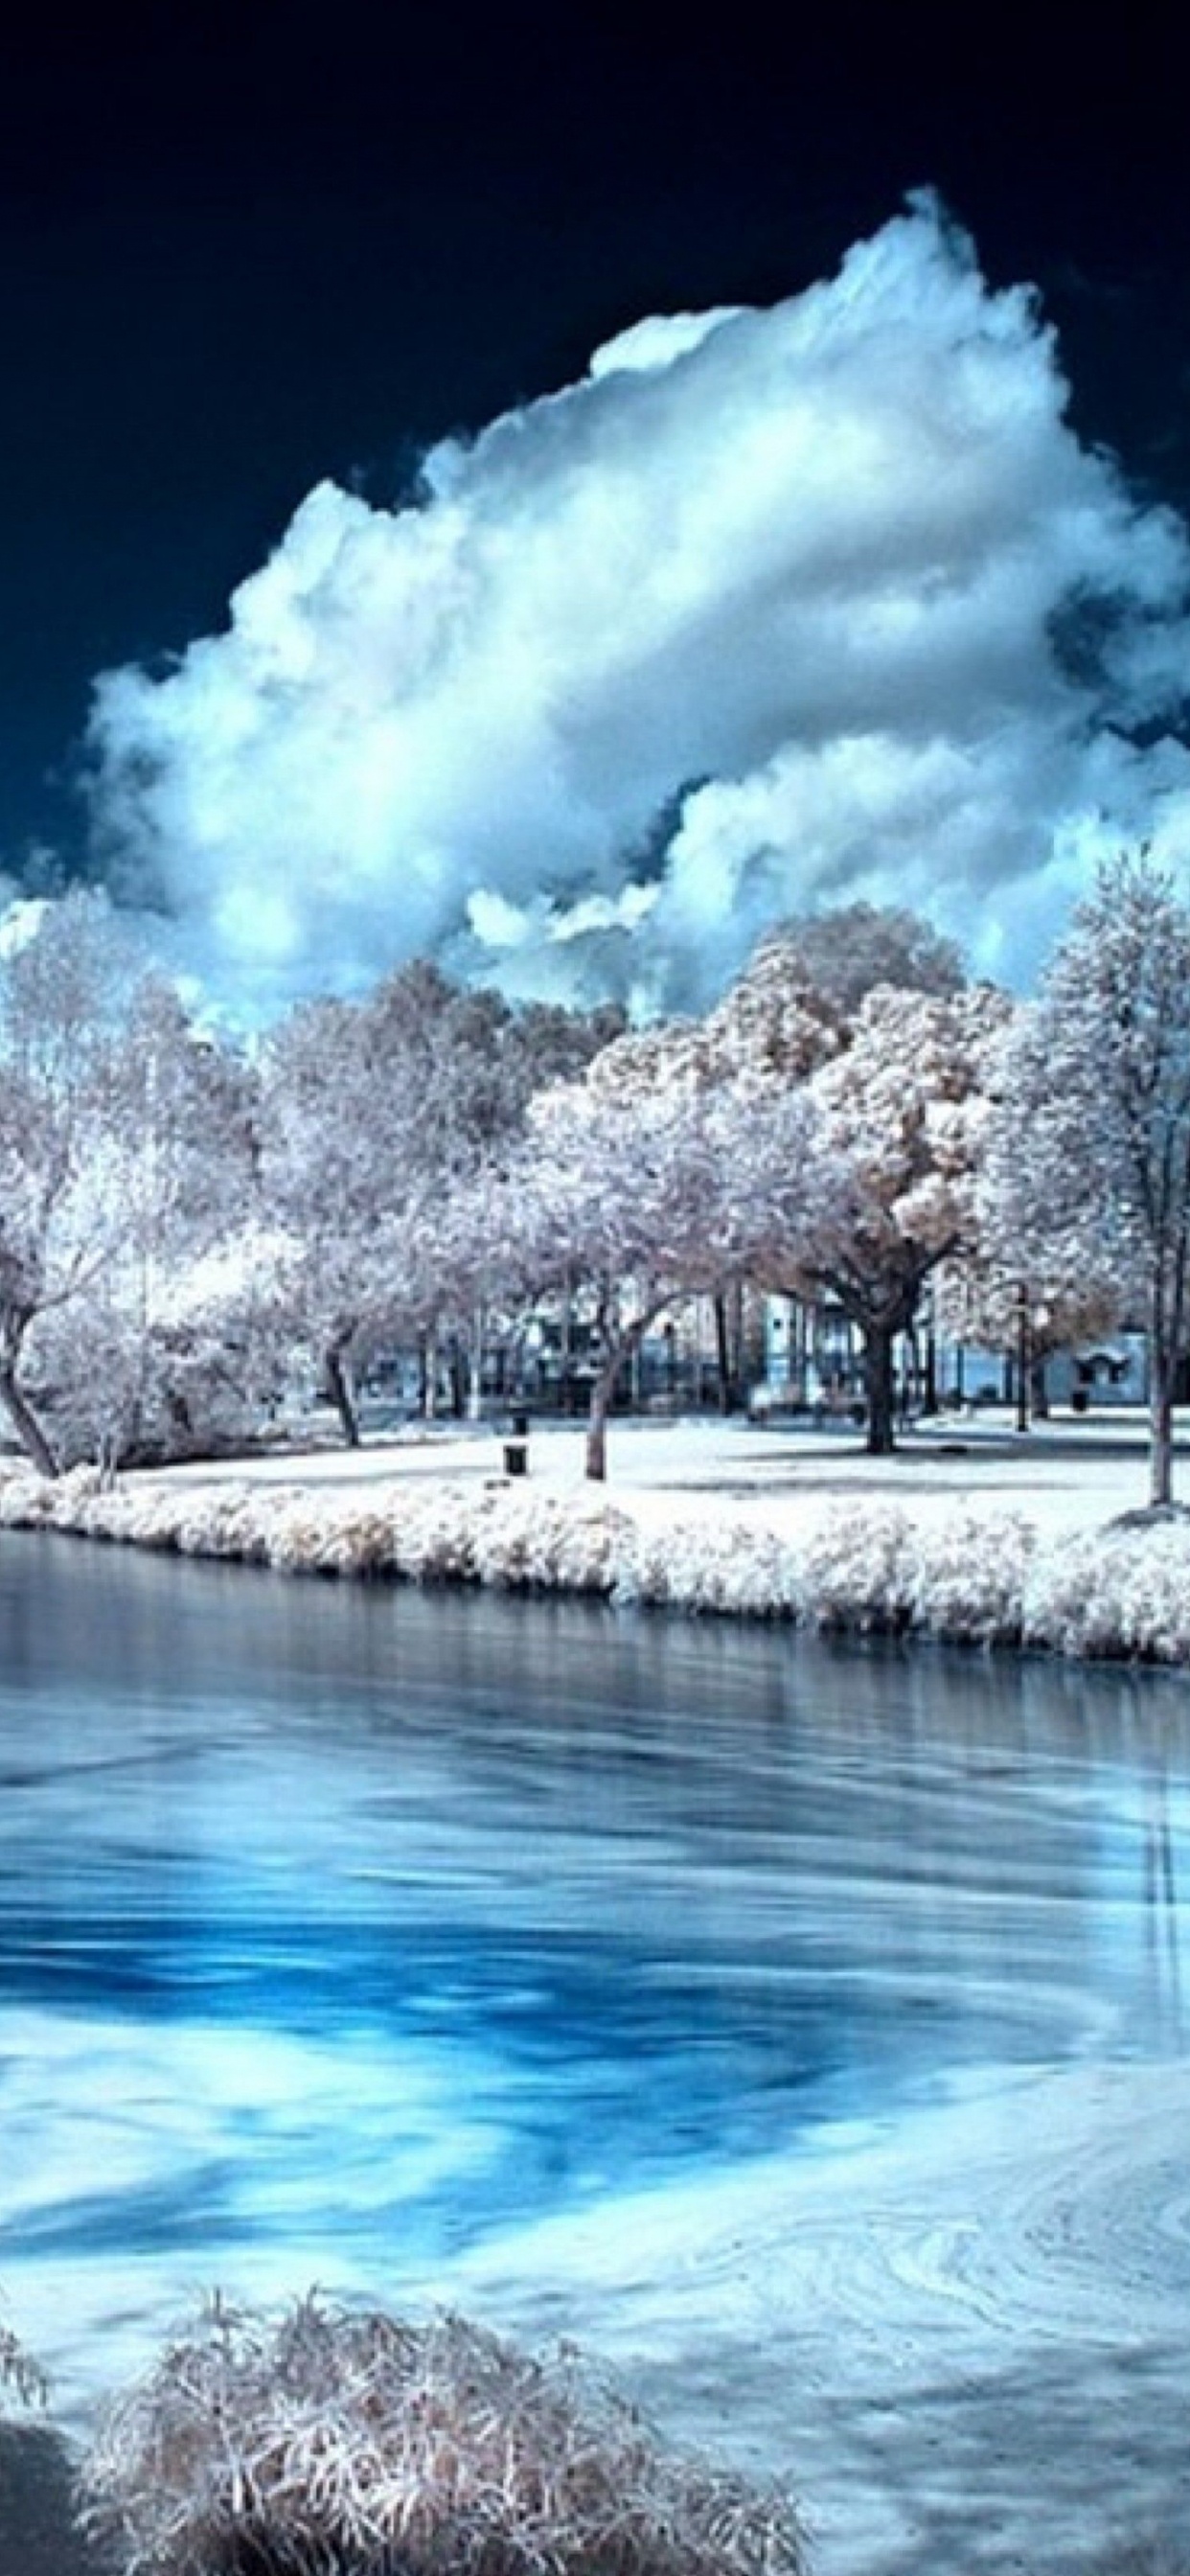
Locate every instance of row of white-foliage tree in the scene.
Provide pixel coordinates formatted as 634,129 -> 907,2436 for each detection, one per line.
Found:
0,852 -> 1186,1500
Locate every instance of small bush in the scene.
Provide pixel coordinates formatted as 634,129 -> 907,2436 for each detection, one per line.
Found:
78,2295 -> 804,2576
795,1502 -> 914,1633
904,1509 -> 1036,1645
613,1518 -> 800,1618
1022,1522 -> 1190,1663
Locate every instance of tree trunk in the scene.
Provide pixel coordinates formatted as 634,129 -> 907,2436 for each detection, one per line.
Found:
903,1322 -> 920,1420
862,1321 -> 898,1456
324,1344 -> 360,1448
713,1293 -> 737,1415
585,1337 -> 636,1481
1029,1354 -> 1050,1421
585,1368 -> 613,1481
422,1333 -> 439,1421
467,1305 -> 485,1423
0,1364 -> 59,1479
1149,1275 -> 1179,1506
1150,1372 -> 1176,1507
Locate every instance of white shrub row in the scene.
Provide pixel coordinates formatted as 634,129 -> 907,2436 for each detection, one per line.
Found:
0,1465 -> 629,1598
2,1460 -> 1190,1666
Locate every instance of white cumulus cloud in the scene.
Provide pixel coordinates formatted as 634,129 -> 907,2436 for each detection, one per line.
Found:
87,192 -> 1190,1014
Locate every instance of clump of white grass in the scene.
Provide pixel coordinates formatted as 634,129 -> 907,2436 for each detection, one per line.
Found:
168,1486 -> 274,1563
904,1509 -> 1037,1645
78,2295 -> 805,2576
0,1463 -> 68,1529
469,1490 -> 630,1594
258,1491 -> 377,1578
1023,1522 -> 1190,1663
384,1489 -> 491,1585
794,1503 -> 915,1633
0,2312 -> 46,2411
614,1519 -> 800,1617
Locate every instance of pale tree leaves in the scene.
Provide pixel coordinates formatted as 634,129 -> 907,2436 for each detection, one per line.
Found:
981,850 -> 1190,1502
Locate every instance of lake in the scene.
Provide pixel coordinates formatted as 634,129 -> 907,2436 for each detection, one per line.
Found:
2,1530 -> 1190,2571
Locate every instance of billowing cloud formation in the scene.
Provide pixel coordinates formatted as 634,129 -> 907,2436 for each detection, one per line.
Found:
88,193 -> 1190,1014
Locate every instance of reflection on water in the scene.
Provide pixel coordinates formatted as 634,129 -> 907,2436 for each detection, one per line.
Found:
1,1530 -> 1189,2411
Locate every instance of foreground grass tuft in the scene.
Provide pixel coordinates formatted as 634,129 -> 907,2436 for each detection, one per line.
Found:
0,2314 -> 47,2411
78,2294 -> 806,2576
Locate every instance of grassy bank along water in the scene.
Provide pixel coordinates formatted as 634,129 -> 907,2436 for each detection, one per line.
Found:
4,1459 -> 1190,1664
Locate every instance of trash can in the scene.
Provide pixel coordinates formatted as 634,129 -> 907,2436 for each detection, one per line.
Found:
503,1439 -> 528,1476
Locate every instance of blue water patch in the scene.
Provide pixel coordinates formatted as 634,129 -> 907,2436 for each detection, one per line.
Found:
1,1539 -> 1188,2296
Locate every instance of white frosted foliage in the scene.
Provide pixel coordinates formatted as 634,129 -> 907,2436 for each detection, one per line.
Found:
5,1463 -> 1190,1666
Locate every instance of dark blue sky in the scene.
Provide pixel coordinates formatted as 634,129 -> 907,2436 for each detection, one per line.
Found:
3,3 -> 1188,881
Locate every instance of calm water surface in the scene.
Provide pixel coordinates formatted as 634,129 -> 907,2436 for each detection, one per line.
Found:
1,1530 -> 1189,2428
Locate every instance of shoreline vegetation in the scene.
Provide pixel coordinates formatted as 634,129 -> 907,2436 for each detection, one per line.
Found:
7,2297 -> 806,2576
3,1412 -> 1190,1667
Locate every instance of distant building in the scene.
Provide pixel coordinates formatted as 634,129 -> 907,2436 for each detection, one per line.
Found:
759,1297 -> 1151,1415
